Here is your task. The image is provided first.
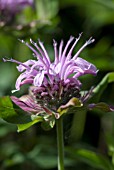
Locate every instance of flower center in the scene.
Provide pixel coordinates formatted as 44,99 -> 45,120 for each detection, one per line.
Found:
29,82 -> 81,112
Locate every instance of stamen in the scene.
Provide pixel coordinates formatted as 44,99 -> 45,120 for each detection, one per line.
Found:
53,39 -> 59,64
3,57 -> 11,62
3,57 -> 30,70
11,89 -> 19,93
59,40 -> 64,61
19,39 -> 49,70
38,39 -> 51,65
86,37 -> 95,45
73,37 -> 95,60
61,36 -> 74,61
66,33 -> 83,60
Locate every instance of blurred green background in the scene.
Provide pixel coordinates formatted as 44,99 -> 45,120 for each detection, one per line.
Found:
0,0 -> 114,169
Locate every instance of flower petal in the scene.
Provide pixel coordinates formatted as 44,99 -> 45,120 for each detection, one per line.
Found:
11,95 -> 42,113
73,57 -> 98,77
34,71 -> 45,86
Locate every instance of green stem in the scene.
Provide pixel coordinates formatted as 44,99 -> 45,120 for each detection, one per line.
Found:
56,116 -> 64,170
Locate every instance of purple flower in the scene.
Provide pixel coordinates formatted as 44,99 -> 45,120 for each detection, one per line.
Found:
0,0 -> 33,12
4,34 -> 98,93
11,94 -> 59,118
11,95 -> 42,114
0,0 -> 34,24
4,34 -> 98,116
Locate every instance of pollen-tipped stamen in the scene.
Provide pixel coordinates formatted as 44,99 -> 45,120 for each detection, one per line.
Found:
73,37 -> 95,60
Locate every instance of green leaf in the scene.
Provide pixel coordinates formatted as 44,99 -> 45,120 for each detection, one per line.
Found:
36,0 -> 58,20
57,97 -> 83,116
41,115 -> 55,131
90,102 -> 114,112
27,145 -> 57,168
89,72 -> 114,103
17,116 -> 43,132
106,135 -> 114,153
0,96 -> 32,124
66,148 -> 113,170
70,107 -> 87,142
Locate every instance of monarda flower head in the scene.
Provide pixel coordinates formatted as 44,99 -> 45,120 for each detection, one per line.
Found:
3,34 -> 98,127
0,0 -> 33,12
0,0 -> 34,24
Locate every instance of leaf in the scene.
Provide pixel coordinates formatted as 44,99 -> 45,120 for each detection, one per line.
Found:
28,145 -> 57,169
36,0 -> 58,20
70,107 -> 87,142
0,96 -> 32,124
41,115 -> 55,131
57,97 -> 83,116
106,135 -> 114,165
17,116 -> 43,132
66,148 -> 113,170
89,72 -> 114,103
89,102 -> 114,112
